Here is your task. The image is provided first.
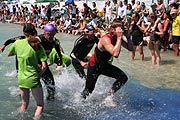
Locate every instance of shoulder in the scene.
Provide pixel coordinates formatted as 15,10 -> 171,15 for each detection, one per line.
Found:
100,34 -> 112,43
38,34 -> 45,41
15,38 -> 27,44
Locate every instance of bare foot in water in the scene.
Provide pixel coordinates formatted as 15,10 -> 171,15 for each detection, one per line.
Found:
103,95 -> 117,107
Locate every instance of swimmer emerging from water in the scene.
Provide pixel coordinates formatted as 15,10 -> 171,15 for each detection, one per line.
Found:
81,20 -> 128,106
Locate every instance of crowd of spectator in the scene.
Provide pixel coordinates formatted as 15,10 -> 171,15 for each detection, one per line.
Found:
0,0 -> 180,64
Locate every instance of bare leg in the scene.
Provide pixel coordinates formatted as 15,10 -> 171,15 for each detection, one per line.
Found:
31,87 -> 44,117
173,44 -> 179,56
150,50 -> 156,65
138,45 -> 144,61
155,46 -> 161,66
131,46 -> 137,60
19,88 -> 30,113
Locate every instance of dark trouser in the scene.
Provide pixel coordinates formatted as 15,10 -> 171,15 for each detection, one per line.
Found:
85,63 -> 128,93
41,67 -> 55,96
72,59 -> 86,79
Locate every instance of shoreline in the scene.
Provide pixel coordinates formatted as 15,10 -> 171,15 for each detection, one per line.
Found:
0,22 -> 180,90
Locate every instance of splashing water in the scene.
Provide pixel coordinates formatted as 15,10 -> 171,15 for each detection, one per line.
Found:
1,23 -> 180,120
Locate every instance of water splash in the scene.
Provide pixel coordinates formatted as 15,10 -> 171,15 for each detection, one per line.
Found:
5,70 -> 17,77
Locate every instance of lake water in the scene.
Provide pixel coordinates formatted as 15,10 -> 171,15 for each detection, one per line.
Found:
0,23 -> 180,120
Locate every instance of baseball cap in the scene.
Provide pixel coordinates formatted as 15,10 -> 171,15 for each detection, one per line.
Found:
23,23 -> 37,35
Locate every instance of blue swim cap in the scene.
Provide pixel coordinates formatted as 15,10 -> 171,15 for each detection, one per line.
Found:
44,23 -> 56,33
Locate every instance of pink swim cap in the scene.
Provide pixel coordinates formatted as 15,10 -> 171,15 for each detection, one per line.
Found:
44,23 -> 56,33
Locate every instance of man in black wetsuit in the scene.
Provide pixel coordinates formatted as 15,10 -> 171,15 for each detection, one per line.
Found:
81,21 -> 128,103
70,25 -> 99,79
0,23 -> 63,100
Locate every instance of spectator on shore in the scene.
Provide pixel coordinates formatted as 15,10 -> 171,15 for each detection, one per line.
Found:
130,12 -> 145,61
147,13 -> 163,66
170,8 -> 180,56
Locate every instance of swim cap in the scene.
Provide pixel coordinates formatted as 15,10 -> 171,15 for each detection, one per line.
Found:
23,23 -> 37,35
84,25 -> 95,32
44,23 -> 56,33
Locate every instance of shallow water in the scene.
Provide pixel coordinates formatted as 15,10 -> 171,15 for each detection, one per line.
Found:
0,23 -> 180,120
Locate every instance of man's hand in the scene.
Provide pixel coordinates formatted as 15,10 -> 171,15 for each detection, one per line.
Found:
116,27 -> 123,38
0,45 -> 6,52
80,61 -> 88,68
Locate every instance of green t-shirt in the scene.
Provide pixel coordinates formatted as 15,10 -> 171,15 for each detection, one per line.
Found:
48,48 -> 71,67
8,39 -> 47,88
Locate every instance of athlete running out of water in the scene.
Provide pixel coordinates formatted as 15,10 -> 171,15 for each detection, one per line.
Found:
7,23 -> 47,118
70,25 -> 99,79
81,20 -> 128,101
0,23 -> 64,100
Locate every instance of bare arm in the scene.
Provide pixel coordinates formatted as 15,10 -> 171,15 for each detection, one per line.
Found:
154,23 -> 164,37
99,33 -> 122,58
163,19 -> 170,33
136,15 -> 145,33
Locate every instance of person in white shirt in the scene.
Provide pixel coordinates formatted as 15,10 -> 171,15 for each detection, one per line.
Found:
117,1 -> 126,21
131,0 -> 137,11
105,0 -> 112,25
63,16 -> 72,33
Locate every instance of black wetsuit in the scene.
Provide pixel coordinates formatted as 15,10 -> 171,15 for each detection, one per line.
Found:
82,34 -> 128,98
38,34 -> 62,98
70,35 -> 99,79
3,34 -> 63,98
